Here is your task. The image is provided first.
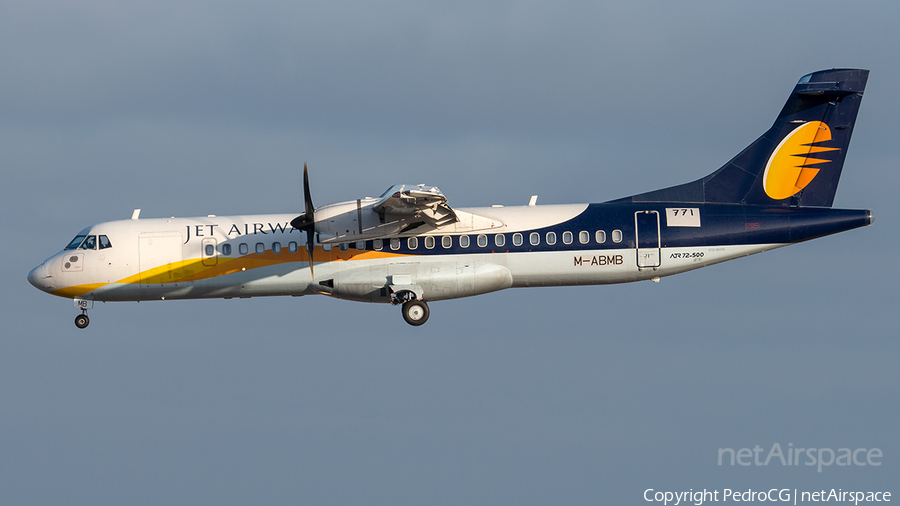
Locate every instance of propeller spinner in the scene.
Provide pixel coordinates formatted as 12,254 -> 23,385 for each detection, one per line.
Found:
290,164 -> 317,277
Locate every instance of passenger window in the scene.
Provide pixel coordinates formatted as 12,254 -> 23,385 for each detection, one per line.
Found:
425,236 -> 435,249
612,229 -> 623,243
322,243 -> 331,252
512,233 -> 523,246
99,235 -> 112,249
579,231 -> 589,244
288,242 -> 298,253
408,237 -> 418,250
272,242 -> 282,254
442,236 -> 452,249
239,243 -> 249,255
562,231 -> 573,245
495,234 -> 505,247
205,244 -> 215,256
355,240 -> 365,251
390,238 -> 401,251
477,234 -> 488,247
530,232 -> 540,246
459,235 -> 470,248
256,243 -> 265,254
596,230 -> 606,243
81,235 -> 97,250
222,244 -> 232,255
339,243 -> 349,252
65,235 -> 86,250
374,239 -> 384,251
546,232 -> 557,245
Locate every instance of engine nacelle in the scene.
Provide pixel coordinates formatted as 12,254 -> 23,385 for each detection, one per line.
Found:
310,262 -> 513,303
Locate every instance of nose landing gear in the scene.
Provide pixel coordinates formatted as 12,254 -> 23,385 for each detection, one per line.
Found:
73,298 -> 93,329
74,311 -> 90,329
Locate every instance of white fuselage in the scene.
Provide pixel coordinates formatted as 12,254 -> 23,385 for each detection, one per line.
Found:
27,204 -> 780,305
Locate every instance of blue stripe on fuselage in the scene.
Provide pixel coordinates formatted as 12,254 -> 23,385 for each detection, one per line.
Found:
347,204 -> 871,255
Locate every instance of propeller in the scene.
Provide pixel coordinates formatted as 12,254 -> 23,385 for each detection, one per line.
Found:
290,164 -> 316,277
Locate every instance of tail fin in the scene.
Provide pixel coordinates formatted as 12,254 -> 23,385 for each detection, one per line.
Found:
616,69 -> 869,207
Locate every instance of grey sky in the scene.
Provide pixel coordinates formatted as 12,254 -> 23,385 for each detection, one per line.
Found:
2,1 -> 898,504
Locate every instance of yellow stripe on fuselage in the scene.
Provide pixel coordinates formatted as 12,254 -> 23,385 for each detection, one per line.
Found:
51,283 -> 108,298
53,246 -> 412,298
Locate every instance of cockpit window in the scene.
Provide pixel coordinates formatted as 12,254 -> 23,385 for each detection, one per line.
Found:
80,235 -> 97,250
99,235 -> 112,249
65,235 -> 87,250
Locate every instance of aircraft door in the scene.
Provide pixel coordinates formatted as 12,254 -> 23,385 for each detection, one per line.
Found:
635,210 -> 660,269
139,233 -> 187,288
201,237 -> 218,267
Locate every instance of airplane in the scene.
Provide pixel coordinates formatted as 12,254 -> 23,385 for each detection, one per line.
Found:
28,68 -> 873,328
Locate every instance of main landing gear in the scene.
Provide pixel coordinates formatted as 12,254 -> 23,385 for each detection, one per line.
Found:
391,289 -> 430,326
401,299 -> 430,326
74,310 -> 90,329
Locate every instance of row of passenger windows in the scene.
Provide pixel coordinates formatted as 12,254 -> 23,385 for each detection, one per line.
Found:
209,229 -> 623,256
210,242 -> 302,256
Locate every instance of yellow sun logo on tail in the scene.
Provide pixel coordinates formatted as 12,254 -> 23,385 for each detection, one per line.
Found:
763,121 -> 839,200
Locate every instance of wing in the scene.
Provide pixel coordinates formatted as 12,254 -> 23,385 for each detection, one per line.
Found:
373,185 -> 458,228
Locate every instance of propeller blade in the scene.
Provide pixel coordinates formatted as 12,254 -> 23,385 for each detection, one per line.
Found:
289,163 -> 317,278
291,164 -> 316,230
303,163 -> 314,218
306,232 -> 315,278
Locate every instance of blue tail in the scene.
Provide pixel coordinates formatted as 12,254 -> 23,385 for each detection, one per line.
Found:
615,69 -> 869,207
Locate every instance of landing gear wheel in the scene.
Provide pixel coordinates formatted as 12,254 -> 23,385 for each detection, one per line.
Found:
402,300 -> 430,326
74,313 -> 90,329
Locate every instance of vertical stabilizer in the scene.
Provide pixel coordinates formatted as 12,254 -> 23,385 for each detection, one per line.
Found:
616,69 -> 868,207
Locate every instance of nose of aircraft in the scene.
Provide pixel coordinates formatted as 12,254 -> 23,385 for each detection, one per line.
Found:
27,262 -> 54,292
